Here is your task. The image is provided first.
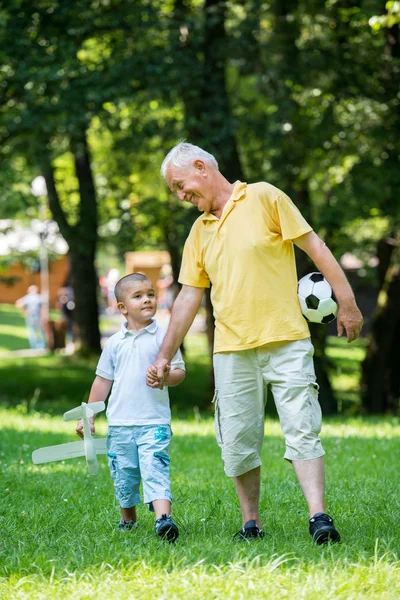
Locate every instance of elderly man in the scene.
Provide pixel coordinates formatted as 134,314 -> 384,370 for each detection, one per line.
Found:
149,142 -> 363,543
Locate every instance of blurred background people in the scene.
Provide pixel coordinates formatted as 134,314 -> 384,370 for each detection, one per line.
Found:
157,264 -> 174,317
57,283 -> 75,344
15,285 -> 46,349
105,268 -> 120,314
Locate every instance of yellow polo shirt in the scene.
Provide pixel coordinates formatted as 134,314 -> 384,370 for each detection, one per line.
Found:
178,181 -> 312,352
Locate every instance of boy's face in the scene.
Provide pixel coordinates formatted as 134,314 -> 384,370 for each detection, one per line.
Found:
118,279 -> 157,323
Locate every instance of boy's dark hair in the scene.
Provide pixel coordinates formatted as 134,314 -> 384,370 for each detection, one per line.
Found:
114,272 -> 152,303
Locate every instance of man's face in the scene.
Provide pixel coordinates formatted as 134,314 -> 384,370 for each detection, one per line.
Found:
166,161 -> 213,213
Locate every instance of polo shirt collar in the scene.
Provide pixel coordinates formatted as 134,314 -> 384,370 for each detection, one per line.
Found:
120,319 -> 157,338
202,180 -> 247,222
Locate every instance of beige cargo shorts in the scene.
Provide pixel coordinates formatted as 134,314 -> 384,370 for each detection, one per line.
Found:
213,337 -> 324,478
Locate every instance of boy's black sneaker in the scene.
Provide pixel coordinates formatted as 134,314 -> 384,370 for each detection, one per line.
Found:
154,514 -> 179,542
118,519 -> 137,531
233,519 -> 265,541
309,513 -> 340,544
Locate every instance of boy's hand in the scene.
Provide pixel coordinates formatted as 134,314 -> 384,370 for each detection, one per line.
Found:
146,364 -> 170,389
76,418 -> 95,439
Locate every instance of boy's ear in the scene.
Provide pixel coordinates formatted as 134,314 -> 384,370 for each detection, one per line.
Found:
117,301 -> 128,315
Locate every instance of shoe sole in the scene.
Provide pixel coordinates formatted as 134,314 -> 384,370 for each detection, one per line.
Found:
313,529 -> 340,545
156,525 -> 179,542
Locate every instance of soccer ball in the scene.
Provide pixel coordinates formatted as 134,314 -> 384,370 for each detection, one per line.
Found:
297,272 -> 338,324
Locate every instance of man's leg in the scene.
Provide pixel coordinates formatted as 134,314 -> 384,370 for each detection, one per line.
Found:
233,466 -> 262,528
292,456 -> 325,517
213,350 -> 264,535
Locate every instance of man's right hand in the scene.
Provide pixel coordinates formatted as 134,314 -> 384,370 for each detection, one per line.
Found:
147,358 -> 170,390
76,418 -> 95,439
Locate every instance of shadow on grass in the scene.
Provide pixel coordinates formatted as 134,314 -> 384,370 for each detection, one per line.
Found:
0,332 -> 29,352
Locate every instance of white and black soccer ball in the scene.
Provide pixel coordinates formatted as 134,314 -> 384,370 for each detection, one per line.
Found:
297,272 -> 338,324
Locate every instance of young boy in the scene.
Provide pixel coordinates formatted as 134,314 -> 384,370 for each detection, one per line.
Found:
76,272 -> 185,541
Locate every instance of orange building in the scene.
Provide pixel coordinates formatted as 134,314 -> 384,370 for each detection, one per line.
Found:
0,219 -> 70,307
125,251 -> 171,289
0,255 -> 70,308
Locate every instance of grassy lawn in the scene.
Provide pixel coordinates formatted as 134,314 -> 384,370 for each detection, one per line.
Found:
0,302 -> 367,413
0,304 -> 64,352
0,411 -> 399,598
1,303 -> 398,597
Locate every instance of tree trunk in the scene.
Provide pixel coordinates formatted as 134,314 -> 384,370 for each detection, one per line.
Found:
69,249 -> 101,355
362,237 -> 400,413
43,129 -> 101,354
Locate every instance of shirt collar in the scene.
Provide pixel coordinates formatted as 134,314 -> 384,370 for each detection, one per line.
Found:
202,181 -> 247,222
120,319 -> 157,338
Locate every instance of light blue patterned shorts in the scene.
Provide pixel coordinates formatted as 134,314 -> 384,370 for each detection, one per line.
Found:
107,424 -> 172,509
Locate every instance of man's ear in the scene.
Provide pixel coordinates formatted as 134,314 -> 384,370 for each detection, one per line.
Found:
193,159 -> 205,172
117,301 -> 127,316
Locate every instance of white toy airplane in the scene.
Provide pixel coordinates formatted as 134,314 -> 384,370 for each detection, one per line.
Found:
32,401 -> 108,476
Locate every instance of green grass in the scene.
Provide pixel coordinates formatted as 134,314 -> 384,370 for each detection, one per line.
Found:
0,334 -> 210,415
0,410 -> 399,598
0,303 -> 396,598
0,304 -> 62,352
0,304 -> 31,351
0,300 -> 366,413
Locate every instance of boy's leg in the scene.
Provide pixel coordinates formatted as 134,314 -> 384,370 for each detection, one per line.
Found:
152,499 -> 171,520
137,425 -> 178,541
121,506 -> 137,522
137,425 -> 173,512
107,426 -> 141,529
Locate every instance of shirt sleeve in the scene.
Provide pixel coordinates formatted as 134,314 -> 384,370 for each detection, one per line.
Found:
170,347 -> 185,372
95,343 -> 115,380
275,193 -> 313,242
178,226 -> 210,288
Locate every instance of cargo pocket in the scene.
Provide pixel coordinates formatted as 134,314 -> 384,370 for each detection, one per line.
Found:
107,451 -> 118,481
154,451 -> 170,467
213,390 -> 223,446
306,375 -> 322,434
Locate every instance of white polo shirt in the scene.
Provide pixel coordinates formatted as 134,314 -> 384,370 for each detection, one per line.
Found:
96,320 -> 185,426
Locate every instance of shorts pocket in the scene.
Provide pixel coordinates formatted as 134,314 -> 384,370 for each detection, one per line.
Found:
306,375 -> 322,434
154,451 -> 170,467
107,452 -> 118,480
213,390 -> 223,446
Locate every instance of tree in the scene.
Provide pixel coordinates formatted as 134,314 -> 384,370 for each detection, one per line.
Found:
0,0 -> 163,353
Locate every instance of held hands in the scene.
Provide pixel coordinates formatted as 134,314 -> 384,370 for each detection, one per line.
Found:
75,418 -> 95,439
337,301 -> 363,343
146,360 -> 170,390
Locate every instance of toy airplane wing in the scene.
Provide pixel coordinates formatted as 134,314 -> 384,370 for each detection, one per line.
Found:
63,401 -> 105,421
32,438 -> 108,465
32,401 -> 107,475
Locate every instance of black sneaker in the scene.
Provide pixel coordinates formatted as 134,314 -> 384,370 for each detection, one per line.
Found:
154,514 -> 179,542
233,519 -> 265,541
309,513 -> 340,544
118,519 -> 137,532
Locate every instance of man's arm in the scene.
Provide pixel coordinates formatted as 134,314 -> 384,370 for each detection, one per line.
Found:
76,375 -> 113,439
294,231 -> 363,343
152,284 -> 204,387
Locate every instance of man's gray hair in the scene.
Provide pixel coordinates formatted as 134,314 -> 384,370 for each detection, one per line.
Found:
160,142 -> 219,179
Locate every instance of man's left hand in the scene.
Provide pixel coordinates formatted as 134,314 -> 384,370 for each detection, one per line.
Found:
337,302 -> 363,343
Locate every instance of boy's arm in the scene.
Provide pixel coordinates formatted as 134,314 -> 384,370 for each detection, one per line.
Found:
165,368 -> 185,387
76,375 -> 113,439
